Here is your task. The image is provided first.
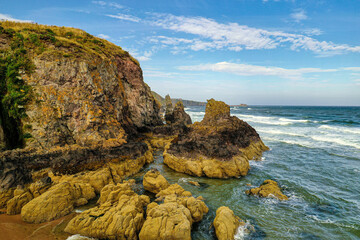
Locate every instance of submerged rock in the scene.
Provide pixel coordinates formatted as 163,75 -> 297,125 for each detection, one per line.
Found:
65,181 -> 150,240
21,182 -> 95,223
245,179 -> 288,200
164,99 -> 268,178
143,169 -> 170,194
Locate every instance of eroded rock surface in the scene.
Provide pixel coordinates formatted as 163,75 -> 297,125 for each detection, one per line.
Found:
214,206 -> 243,240
164,99 -> 269,178
21,182 -> 96,223
65,181 -> 150,240
143,169 -> 170,194
139,171 -> 208,240
245,179 -> 288,200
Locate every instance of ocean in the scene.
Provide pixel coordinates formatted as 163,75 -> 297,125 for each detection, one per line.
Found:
70,106 -> 360,240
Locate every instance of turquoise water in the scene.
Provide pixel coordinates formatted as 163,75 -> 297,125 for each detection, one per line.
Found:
138,106 -> 360,239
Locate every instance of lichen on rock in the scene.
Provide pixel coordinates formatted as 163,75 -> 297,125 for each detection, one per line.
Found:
163,98 -> 269,178
245,179 -> 288,200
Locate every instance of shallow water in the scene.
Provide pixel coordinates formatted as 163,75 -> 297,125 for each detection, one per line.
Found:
71,106 -> 360,240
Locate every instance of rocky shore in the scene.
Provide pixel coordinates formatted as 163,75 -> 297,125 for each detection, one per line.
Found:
0,21 -> 286,240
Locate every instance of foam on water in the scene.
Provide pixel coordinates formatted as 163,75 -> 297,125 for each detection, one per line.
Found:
311,136 -> 360,149
257,128 -> 304,137
66,235 -> 96,240
319,125 -> 360,134
234,220 -> 252,240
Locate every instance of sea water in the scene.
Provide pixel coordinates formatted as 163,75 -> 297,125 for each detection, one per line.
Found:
71,106 -> 360,240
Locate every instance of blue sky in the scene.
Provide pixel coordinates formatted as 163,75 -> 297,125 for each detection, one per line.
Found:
1,0 -> 360,105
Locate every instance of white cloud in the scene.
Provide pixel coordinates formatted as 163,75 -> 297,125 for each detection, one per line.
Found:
178,62 -> 339,80
0,13 -> 32,23
106,14 -> 140,22
92,1 -> 123,9
291,9 -> 308,22
303,28 -> 323,36
97,34 -> 111,39
150,14 -> 360,55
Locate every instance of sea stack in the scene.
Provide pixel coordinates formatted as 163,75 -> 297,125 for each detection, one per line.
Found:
163,99 -> 269,178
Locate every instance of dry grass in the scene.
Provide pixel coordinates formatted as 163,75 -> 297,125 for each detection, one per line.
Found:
0,21 -> 140,65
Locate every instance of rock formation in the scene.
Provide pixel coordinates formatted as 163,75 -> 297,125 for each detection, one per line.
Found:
65,181 -> 150,240
245,179 -> 288,200
0,21 -> 162,192
213,206 -> 244,240
139,171 -> 208,240
143,168 -> 170,194
163,99 -> 269,178
21,181 -> 96,223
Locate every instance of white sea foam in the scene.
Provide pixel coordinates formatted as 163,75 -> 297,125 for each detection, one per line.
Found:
66,235 -> 96,240
247,108 -> 252,110
74,209 -> 84,213
257,129 -> 304,137
319,125 -> 360,134
311,136 -> 360,149
235,114 -> 292,125
234,220 -> 253,240
279,118 -> 309,123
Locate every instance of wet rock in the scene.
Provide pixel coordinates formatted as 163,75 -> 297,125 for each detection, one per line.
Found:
213,206 -> 245,240
245,179 -> 288,200
21,182 -> 96,223
143,169 -> 170,194
164,99 -> 269,178
65,182 -> 150,240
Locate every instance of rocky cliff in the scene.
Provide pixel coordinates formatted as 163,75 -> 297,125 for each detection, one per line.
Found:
0,22 -> 162,189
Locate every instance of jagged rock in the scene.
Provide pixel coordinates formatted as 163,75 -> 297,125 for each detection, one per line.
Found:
164,94 -> 174,124
164,99 -> 269,178
6,189 -> 33,215
143,169 -> 170,194
166,101 -> 192,125
0,22 -> 162,191
65,182 -> 150,240
29,176 -> 52,198
0,188 -> 13,208
245,179 -> 288,200
139,202 -> 192,240
139,172 -> 208,240
21,182 -> 95,223
213,206 -> 243,240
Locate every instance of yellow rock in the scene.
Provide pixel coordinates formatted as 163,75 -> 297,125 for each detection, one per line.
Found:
6,190 -> 33,215
143,169 -> 170,194
0,188 -> 14,208
21,182 -> 95,223
245,179 -> 288,200
188,181 -> 200,187
65,182 -> 150,240
213,206 -> 242,240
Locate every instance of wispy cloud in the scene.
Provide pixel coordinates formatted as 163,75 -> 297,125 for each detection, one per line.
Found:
106,13 -> 140,22
290,9 -> 308,22
97,33 -> 111,39
178,62 -> 346,80
302,28 -> 323,36
0,13 -> 32,23
92,1 -> 123,9
149,13 -> 360,56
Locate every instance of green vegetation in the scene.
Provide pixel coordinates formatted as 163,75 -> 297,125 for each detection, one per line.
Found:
0,24 -> 34,149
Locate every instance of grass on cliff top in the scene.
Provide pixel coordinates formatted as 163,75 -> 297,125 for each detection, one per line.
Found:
0,21 -> 140,66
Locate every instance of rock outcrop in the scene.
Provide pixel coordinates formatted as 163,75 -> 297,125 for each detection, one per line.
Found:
245,179 -> 288,200
164,99 -> 269,178
0,22 -> 162,191
139,171 -> 208,240
6,188 -> 33,215
143,169 -> 170,194
65,181 -> 150,240
213,206 -> 245,240
21,181 -> 96,223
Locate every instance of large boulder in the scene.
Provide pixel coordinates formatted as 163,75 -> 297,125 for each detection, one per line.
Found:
65,181 -> 150,240
143,169 -> 170,194
245,179 -> 288,200
139,172 -> 208,240
21,182 -> 96,223
6,189 -> 33,215
163,99 -> 269,178
213,206 -> 243,240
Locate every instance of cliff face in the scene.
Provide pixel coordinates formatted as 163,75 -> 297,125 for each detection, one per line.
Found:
0,22 -> 162,190
0,22 -> 162,150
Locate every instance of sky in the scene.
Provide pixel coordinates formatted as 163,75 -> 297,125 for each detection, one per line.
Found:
1,0 -> 360,106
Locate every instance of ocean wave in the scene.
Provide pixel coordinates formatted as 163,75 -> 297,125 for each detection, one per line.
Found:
257,129 -> 304,137
279,118 -> 309,123
247,108 -> 252,110
235,114 -> 313,126
263,137 -> 314,148
311,136 -> 360,149
319,125 -> 360,134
